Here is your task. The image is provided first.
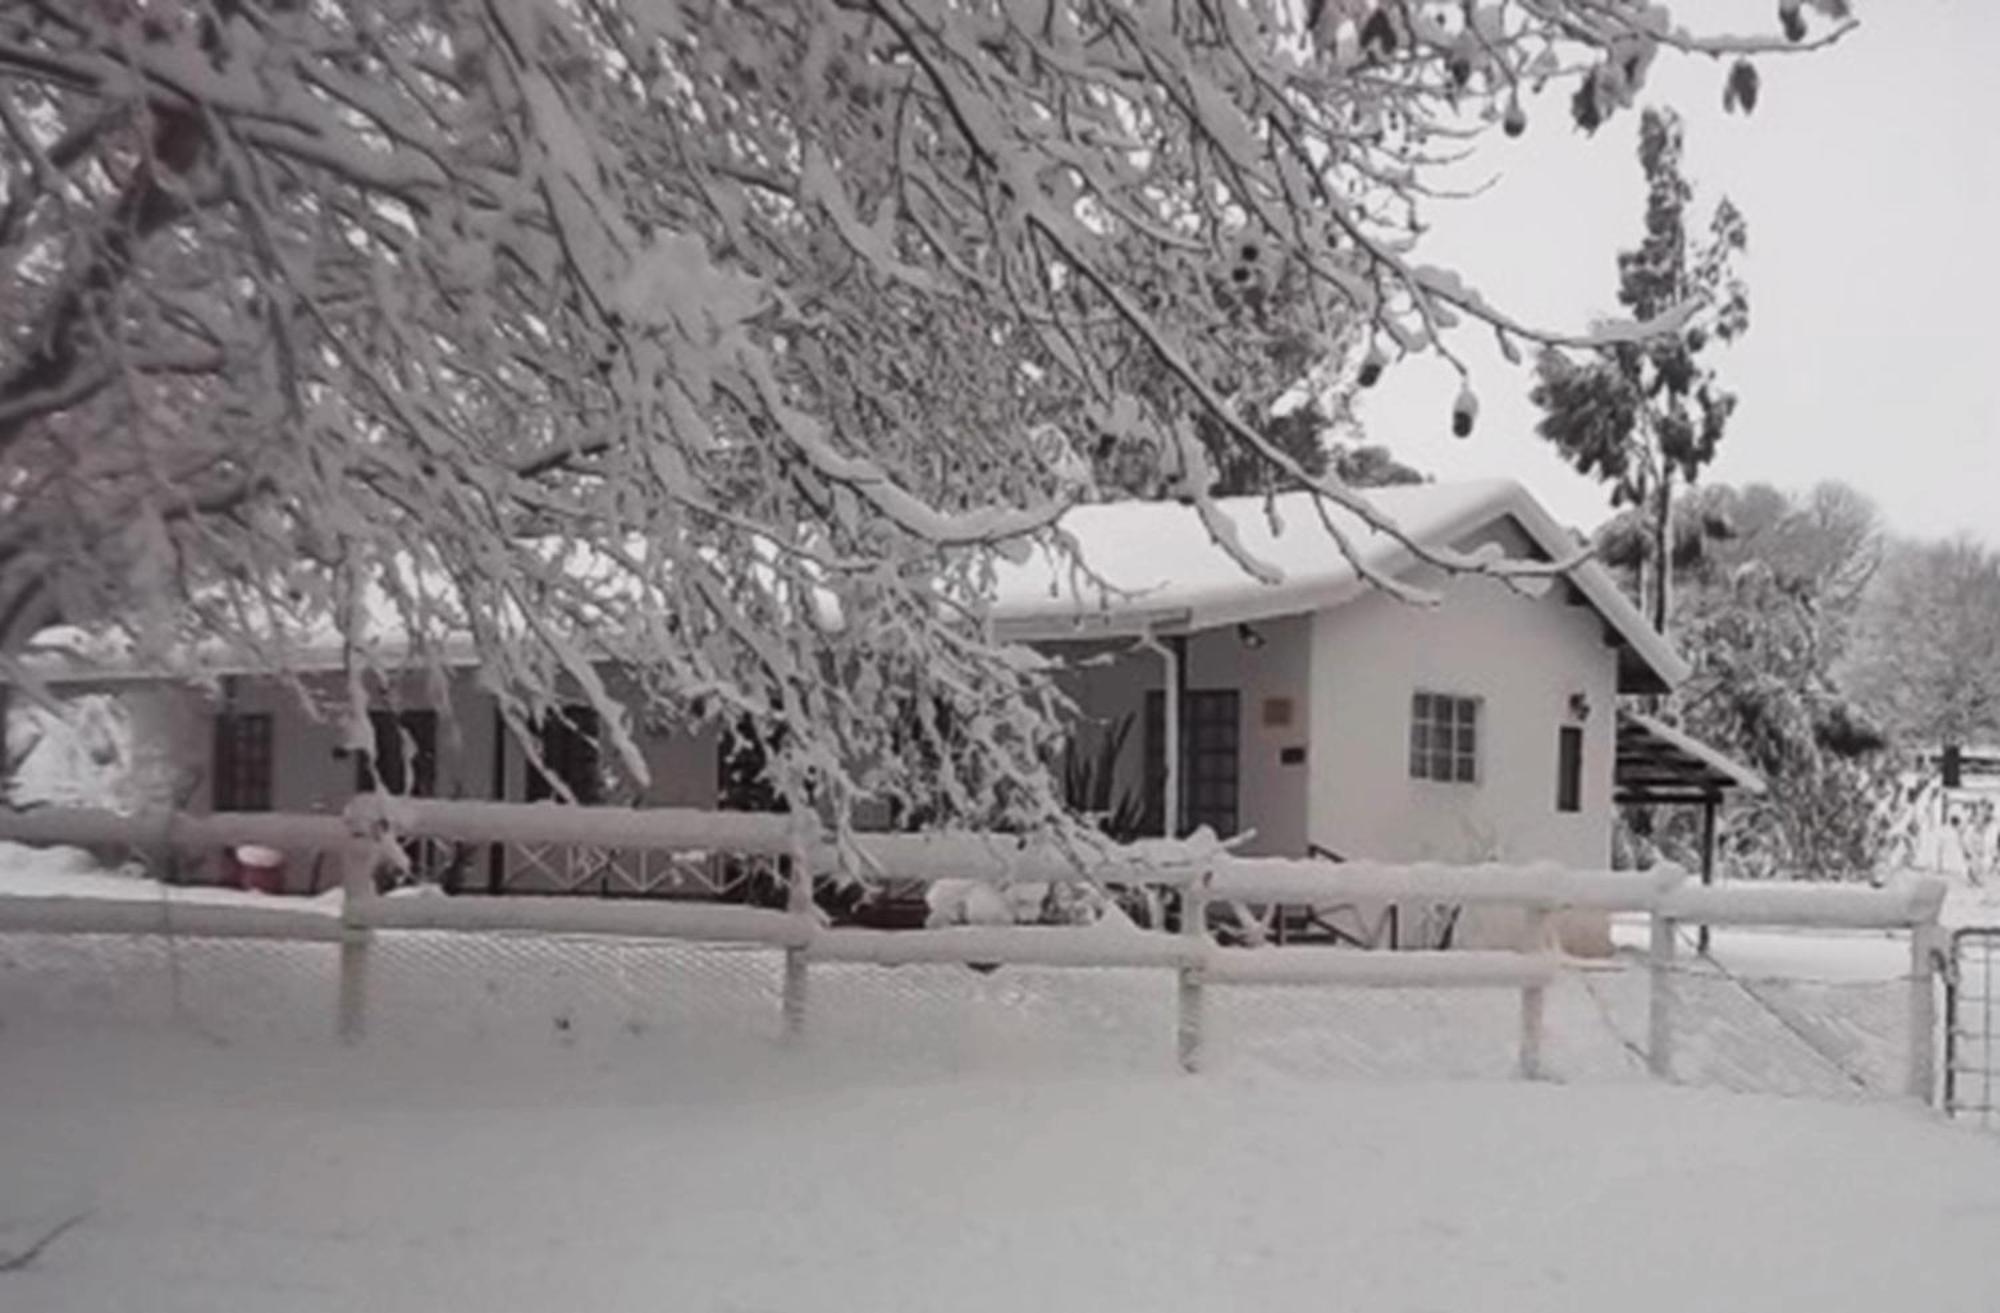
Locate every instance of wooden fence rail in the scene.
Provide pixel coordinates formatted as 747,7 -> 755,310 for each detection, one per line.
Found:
0,804 -> 1949,1097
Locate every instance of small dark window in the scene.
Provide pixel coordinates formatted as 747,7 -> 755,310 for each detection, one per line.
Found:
1557,724 -> 1584,813
356,710 -> 438,797
527,706 -> 603,804
212,712 -> 273,811
1410,692 -> 1479,784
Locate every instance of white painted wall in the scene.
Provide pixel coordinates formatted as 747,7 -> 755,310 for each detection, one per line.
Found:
1303,527 -> 1619,871
1301,523 -> 1622,953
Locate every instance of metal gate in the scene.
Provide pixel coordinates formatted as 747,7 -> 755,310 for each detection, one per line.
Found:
1944,928 -> 2000,1126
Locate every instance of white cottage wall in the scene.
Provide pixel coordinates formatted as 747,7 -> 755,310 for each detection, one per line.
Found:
1305,573 -> 1617,869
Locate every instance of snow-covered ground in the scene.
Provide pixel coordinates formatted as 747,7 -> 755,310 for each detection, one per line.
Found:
4,994 -> 1998,1312
0,1027 -> 1993,1313
4,845 -> 1999,1310
0,840 -> 343,913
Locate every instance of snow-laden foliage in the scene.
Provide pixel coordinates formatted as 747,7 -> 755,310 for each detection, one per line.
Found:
1613,481 -> 1900,881
0,1 -> 1845,827
1529,106 -> 1750,635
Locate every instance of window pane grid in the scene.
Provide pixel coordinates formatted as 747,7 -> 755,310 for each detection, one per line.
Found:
213,713 -> 274,812
1144,688 -> 1241,837
1409,691 -> 1478,785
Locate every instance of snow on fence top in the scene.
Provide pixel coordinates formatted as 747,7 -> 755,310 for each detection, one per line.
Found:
348,797 -> 803,854
0,893 -> 345,942
1661,878 -> 1947,930
836,830 -> 1212,887
358,890 -> 809,946
0,803 -> 1950,936
1205,858 -> 1683,910
0,807 -> 352,853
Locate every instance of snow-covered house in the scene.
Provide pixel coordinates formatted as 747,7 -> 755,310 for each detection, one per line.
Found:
993,480 -> 1689,874
4,479 -> 1725,909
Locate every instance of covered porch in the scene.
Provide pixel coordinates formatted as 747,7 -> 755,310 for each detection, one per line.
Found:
1614,711 -> 1766,949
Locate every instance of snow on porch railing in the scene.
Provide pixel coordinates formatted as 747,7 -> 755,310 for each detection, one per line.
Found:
0,802 -> 1950,1099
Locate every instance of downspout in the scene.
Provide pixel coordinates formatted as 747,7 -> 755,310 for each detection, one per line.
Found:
1162,637 -> 1182,839
1142,631 -> 1184,840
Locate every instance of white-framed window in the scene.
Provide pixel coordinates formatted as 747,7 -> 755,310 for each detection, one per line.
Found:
1409,692 -> 1479,784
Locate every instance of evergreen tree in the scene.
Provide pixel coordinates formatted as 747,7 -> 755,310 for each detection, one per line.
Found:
1530,108 -> 1749,637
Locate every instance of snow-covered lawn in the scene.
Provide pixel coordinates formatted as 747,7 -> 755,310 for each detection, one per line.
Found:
3,1015 -> 1997,1313
3,846 -> 1998,1310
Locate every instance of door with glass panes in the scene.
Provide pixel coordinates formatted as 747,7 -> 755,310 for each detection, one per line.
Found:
1143,689 -> 1241,839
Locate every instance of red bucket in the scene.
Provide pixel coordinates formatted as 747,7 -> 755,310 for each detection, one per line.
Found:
231,844 -> 286,894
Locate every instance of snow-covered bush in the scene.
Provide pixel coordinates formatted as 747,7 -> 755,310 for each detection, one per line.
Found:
925,877 -> 1132,929
4,694 -> 178,814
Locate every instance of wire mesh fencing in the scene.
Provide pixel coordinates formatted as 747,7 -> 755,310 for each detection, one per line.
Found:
0,923 -> 1932,1104
1945,927 -> 2000,1127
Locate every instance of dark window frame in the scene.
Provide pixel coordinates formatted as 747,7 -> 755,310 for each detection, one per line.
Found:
1556,724 -> 1585,813
212,712 -> 274,812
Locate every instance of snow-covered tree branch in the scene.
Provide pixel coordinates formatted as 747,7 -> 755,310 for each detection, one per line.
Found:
0,0 -> 1846,826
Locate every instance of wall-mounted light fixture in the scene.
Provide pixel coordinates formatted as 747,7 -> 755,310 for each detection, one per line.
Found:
1236,622 -> 1267,650
1567,691 -> 1592,723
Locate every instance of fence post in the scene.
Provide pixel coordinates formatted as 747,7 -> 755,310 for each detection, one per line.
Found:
337,839 -> 376,1044
1647,913 -> 1677,1080
1177,872 -> 1209,1073
1908,922 -> 1940,1107
1518,907 -> 1551,1080
781,829 -> 814,1043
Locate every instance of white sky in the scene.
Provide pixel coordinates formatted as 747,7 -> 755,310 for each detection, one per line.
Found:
1356,1 -> 1999,544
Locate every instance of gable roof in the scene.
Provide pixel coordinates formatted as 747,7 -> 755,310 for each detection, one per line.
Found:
989,479 -> 1689,694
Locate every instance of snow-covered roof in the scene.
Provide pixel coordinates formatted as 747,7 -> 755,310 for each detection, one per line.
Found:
14,480 -> 1686,695
10,538 -> 837,686
990,479 -> 1690,694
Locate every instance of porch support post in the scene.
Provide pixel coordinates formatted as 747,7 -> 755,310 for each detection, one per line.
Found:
1697,797 -> 1717,955
1158,635 -> 1182,840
